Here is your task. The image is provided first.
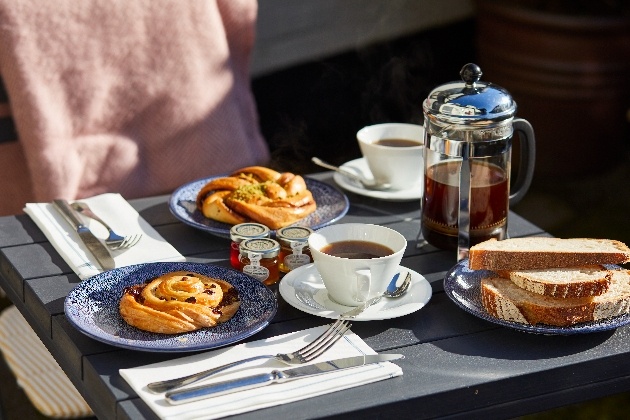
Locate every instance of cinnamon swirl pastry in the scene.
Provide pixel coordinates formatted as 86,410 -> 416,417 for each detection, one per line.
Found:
119,271 -> 240,334
196,166 -> 317,229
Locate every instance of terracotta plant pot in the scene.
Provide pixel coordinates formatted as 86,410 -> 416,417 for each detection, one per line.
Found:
475,0 -> 630,179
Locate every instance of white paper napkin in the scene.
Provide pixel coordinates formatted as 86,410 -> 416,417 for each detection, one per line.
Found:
120,325 -> 403,420
24,193 -> 185,279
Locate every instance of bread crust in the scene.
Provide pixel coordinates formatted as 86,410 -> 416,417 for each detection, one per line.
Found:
497,266 -> 612,298
469,238 -> 630,270
196,167 -> 317,229
119,271 -> 240,334
481,270 -> 630,327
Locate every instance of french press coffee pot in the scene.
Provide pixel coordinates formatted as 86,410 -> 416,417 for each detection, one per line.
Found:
421,63 -> 535,260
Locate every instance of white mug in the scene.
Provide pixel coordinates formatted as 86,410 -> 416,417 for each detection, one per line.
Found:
309,223 -> 406,306
357,123 -> 424,190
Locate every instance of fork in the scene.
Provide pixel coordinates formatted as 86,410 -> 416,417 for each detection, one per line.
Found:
147,318 -> 352,394
71,202 -> 142,250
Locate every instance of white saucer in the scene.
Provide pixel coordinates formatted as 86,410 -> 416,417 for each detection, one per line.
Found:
332,158 -> 423,201
278,263 -> 432,321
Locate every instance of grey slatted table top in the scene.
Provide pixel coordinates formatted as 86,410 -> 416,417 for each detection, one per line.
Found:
1,172 -> 628,420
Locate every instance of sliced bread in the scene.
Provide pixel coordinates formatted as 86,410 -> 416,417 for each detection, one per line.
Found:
480,270 -> 630,327
497,266 -> 612,298
469,237 -> 630,271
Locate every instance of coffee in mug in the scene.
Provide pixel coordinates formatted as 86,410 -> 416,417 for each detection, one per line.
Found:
373,138 -> 422,148
320,240 -> 394,259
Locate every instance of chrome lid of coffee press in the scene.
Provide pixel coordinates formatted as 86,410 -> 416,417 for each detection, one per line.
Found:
424,62 -> 516,126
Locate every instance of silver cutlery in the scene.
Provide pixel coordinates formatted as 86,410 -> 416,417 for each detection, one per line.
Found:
165,353 -> 404,404
147,318 -> 352,394
70,201 -> 142,250
340,271 -> 412,319
311,157 -> 391,190
53,199 -> 115,271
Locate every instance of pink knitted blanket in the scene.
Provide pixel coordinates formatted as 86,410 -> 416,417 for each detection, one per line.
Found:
0,0 -> 270,215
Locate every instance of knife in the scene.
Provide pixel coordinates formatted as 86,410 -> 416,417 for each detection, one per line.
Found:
52,199 -> 115,271
165,353 -> 404,405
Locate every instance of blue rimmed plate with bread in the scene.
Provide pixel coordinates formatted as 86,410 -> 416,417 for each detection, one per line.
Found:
445,237 -> 630,334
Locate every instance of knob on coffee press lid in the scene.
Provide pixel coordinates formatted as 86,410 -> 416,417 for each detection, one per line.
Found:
423,63 -> 516,125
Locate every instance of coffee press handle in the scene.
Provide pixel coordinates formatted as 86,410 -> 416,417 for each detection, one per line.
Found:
509,118 -> 536,206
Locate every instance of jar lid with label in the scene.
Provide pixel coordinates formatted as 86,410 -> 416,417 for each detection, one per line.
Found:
239,238 -> 280,259
276,226 -> 313,247
230,223 -> 270,243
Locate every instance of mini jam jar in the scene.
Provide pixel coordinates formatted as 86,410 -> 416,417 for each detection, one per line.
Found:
239,238 -> 280,285
276,226 -> 313,273
229,223 -> 270,270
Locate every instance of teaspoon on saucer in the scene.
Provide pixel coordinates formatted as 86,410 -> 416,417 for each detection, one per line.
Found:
311,157 -> 391,190
340,271 -> 412,319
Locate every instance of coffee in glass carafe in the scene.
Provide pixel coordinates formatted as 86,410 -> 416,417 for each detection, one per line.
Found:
421,63 -> 536,259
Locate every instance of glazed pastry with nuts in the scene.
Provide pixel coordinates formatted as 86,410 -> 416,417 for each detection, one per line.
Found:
196,166 -> 317,230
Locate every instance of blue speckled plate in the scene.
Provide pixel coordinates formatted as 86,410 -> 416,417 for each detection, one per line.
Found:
444,259 -> 630,335
168,176 -> 349,238
64,262 -> 277,352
